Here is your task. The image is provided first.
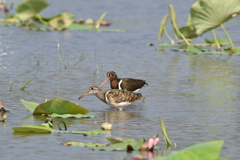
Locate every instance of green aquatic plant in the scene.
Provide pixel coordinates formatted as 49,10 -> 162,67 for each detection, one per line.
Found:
16,0 -> 49,22
151,140 -> 227,160
9,80 -> 14,92
2,0 -> 125,32
155,0 -> 240,54
20,78 -> 34,90
13,120 -> 108,135
74,51 -> 87,66
20,98 -> 90,115
159,117 -> 172,147
63,136 -> 160,151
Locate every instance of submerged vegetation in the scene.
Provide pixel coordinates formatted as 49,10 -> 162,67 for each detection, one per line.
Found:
1,0 -> 125,32
154,0 -> 240,54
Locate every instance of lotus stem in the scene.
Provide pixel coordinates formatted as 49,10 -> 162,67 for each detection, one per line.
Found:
35,14 -> 48,25
212,30 -> 221,50
173,23 -> 190,45
164,28 -> 175,44
221,24 -> 235,49
95,12 -> 108,29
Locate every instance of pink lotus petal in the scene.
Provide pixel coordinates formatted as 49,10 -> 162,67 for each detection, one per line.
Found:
232,13 -> 237,17
148,138 -> 154,149
153,138 -> 160,146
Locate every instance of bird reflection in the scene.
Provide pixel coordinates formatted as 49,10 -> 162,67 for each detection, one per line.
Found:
99,110 -> 140,129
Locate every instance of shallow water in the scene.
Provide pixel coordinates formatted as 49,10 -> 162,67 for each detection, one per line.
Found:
1,0 -> 240,159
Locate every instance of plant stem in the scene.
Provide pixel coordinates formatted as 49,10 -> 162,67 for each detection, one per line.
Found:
173,23 -> 190,45
164,28 -> 175,44
221,24 -> 235,49
212,29 -> 221,50
95,12 -> 108,29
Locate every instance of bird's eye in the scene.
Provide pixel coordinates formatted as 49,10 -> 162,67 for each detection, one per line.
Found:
90,87 -> 93,90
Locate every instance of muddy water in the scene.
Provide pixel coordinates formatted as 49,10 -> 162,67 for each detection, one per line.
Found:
1,0 -> 240,159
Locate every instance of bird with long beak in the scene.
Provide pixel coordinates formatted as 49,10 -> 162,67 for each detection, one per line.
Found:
100,71 -> 148,92
78,86 -> 145,110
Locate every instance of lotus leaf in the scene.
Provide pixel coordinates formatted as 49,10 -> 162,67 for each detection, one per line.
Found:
91,138 -> 147,151
62,142 -> 107,147
152,140 -> 224,160
16,0 -> 49,22
205,38 -> 229,46
158,14 -> 168,41
12,125 -> 52,133
21,98 -> 89,115
13,125 -> 109,135
190,0 -> 240,36
48,13 -> 73,30
178,26 -> 197,39
187,45 -> 202,54
106,137 -> 135,144
21,99 -> 39,113
91,142 -> 133,151
69,130 -> 110,135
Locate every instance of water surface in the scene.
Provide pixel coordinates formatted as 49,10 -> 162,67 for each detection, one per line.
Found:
1,0 -> 240,159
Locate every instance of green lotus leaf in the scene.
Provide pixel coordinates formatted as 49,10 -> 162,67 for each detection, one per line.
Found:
158,14 -> 168,41
190,0 -> 240,35
131,138 -> 145,151
21,99 -> 39,113
179,26 -> 198,39
187,45 -> 202,54
48,113 -> 96,118
62,142 -> 107,147
12,125 -> 52,133
91,142 -> 132,151
67,23 -> 125,32
69,130 -> 109,135
13,125 -> 109,135
91,138 -> 149,151
152,140 -> 224,160
205,38 -> 229,46
106,137 -> 136,144
16,0 -> 49,22
21,98 -> 89,115
48,13 -> 74,30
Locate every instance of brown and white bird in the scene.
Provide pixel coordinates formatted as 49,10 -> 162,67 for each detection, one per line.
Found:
100,71 -> 148,92
78,86 -> 144,110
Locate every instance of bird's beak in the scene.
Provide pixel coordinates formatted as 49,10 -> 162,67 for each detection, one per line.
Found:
100,77 -> 110,88
78,91 -> 90,100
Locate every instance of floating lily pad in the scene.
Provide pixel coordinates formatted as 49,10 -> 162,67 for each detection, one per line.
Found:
152,140 -> 224,160
187,45 -> 202,54
69,130 -> 110,135
67,23 -> 125,32
21,98 -> 89,115
205,38 -> 229,46
12,125 -> 52,133
62,142 -> 107,147
46,113 -> 96,118
106,137 -> 136,144
13,125 -> 109,135
91,142 -> 132,151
